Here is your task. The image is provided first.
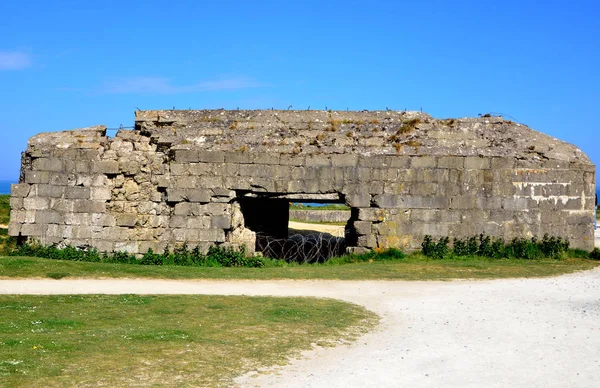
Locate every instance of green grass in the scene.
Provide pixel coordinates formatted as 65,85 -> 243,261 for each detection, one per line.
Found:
1,253 -> 597,280
289,203 -> 350,211
0,294 -> 376,387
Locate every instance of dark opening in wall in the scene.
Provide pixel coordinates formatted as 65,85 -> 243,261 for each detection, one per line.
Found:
238,195 -> 357,263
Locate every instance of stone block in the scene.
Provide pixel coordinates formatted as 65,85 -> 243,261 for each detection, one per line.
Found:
35,184 -> 65,198
491,158 -> 516,169
422,223 -> 449,237
115,213 -> 137,227
559,198 -> 582,210
211,214 -> 232,229
464,157 -> 491,169
385,156 -> 411,168
305,155 -> 331,167
279,155 -> 305,166
199,175 -> 224,189
21,223 -> 45,237
32,157 -> 64,172
345,192 -> 371,207
73,200 -> 106,213
188,189 -> 212,203
166,188 -> 186,202
476,196 -> 502,210
331,154 -> 358,167
198,150 -> 225,163
437,156 -> 464,169
411,209 -> 441,222
409,182 -> 438,196
173,202 -> 192,216
501,197 -> 530,211
212,188 -> 235,198
186,216 -> 209,229
357,234 -> 377,248
173,149 -> 199,163
24,171 -> 50,184
11,183 -> 31,198
93,161 -> 119,174
115,241 -> 139,254
373,195 -> 447,209
353,221 -> 372,235
225,152 -> 252,164
74,161 -> 91,173
23,197 -> 49,211
120,161 -> 140,175
35,210 -> 62,224
65,186 -> 91,200
92,213 -> 116,227
358,208 -> 388,222
198,229 -> 226,242
411,156 -> 437,168
253,153 -> 281,165
358,155 -> 387,168
189,163 -> 212,176
9,197 -> 23,211
90,187 -> 112,201
8,222 -> 21,236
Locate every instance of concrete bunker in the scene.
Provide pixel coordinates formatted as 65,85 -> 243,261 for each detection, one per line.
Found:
8,109 -> 596,255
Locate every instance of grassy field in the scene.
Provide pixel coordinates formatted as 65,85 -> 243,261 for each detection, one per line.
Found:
0,195 -> 15,253
1,254 -> 597,280
0,195 -> 9,225
0,294 -> 376,386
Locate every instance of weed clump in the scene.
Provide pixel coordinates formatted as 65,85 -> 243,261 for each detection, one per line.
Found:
422,233 -> 571,260
396,118 -> 422,135
11,243 -> 265,268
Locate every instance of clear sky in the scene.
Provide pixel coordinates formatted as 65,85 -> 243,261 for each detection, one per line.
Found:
1,0 -> 598,189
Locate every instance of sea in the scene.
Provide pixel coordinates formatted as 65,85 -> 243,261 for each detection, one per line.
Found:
0,181 -> 15,195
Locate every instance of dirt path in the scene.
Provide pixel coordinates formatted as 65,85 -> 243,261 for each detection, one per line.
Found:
288,221 -> 345,237
2,268 -> 600,388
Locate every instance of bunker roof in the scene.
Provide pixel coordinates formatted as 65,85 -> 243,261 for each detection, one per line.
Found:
133,109 -> 590,164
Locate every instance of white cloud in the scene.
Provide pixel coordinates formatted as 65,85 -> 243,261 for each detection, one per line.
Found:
102,76 -> 265,94
0,51 -> 32,70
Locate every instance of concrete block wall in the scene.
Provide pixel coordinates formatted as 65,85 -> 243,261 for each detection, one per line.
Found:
8,110 -> 596,254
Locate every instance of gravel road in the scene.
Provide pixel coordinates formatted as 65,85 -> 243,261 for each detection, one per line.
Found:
1,268 -> 600,388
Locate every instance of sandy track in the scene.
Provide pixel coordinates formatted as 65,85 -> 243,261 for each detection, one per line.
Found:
288,221 -> 345,237
1,268 -> 600,388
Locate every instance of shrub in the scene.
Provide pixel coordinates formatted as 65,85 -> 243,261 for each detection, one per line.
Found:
423,233 -> 571,260
590,248 -> 600,261
10,242 -> 262,268
422,235 -> 449,259
539,234 -> 569,258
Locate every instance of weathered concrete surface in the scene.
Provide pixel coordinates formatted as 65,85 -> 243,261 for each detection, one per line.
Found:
9,110 -> 596,254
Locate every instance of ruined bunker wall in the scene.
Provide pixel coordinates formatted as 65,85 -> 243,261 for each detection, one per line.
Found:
8,110 -> 597,254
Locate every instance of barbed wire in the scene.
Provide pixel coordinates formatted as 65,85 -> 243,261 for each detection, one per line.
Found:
256,232 -> 346,264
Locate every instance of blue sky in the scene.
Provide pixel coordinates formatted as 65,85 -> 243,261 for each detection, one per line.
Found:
0,0 -> 598,190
